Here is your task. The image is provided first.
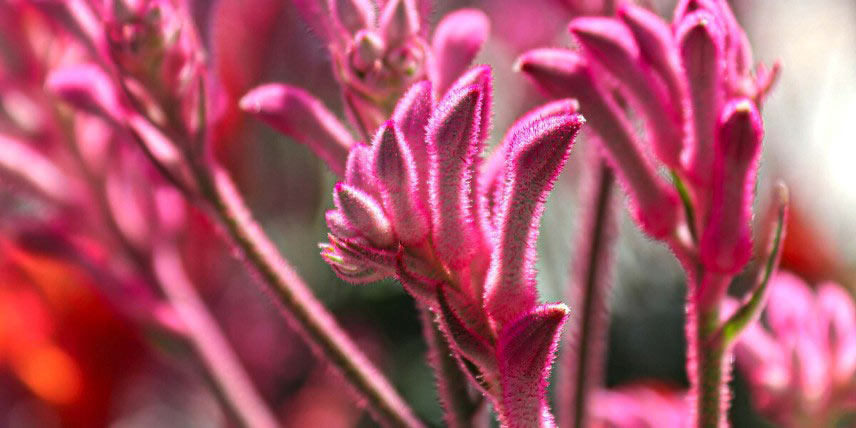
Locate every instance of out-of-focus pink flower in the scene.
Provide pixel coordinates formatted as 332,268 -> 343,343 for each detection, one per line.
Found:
319,65 -> 584,426
242,0 -> 491,167
735,272 -> 856,427
590,383 -> 689,428
517,0 -> 780,305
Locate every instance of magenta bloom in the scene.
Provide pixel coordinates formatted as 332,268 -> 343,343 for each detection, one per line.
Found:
735,272 -> 856,427
517,0 -> 777,256
321,66 -> 584,426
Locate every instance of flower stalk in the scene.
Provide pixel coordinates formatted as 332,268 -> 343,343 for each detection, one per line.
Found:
560,155 -> 617,428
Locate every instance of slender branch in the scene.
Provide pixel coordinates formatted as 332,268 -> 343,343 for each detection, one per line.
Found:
46,3 -> 421,425
63,127 -> 279,427
419,308 -> 484,428
189,156 -> 423,428
153,243 -> 280,428
560,158 -> 617,428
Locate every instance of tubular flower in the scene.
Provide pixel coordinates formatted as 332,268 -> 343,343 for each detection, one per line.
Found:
242,0 -> 490,166
517,0 -> 778,258
517,1 -> 784,426
735,273 -> 856,427
321,66 -> 585,426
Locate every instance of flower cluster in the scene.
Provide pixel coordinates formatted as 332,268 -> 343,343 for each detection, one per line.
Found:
517,0 -> 783,425
319,64 -> 584,425
735,272 -> 856,427
243,0 -> 489,157
517,0 -> 777,253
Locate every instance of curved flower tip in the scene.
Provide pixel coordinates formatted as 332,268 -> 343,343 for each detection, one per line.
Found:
333,182 -> 395,248
46,64 -> 125,123
431,9 -> 491,96
371,121 -> 429,246
496,303 -> 570,428
517,47 -> 679,239
700,99 -> 762,274
481,99 -> 580,225
676,9 -> 726,186
485,113 -> 583,329
514,48 -> 588,100
426,84 -> 483,269
569,17 -> 640,68
240,84 -> 355,176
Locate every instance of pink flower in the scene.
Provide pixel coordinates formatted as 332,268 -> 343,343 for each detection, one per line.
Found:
242,0 -> 491,166
735,272 -> 856,426
321,66 -> 585,426
517,1 -> 778,276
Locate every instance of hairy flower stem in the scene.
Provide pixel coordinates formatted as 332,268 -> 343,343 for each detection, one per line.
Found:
688,271 -> 731,428
188,154 -> 423,428
561,158 -> 617,428
419,308 -> 485,428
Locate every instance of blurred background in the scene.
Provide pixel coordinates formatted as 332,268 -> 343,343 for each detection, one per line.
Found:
1,0 -> 854,426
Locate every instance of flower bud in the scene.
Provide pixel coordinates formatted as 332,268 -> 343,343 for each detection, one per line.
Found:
240,84 -> 355,176
379,0 -> 419,49
391,81 -> 432,201
677,10 -> 726,188
485,113 -> 582,329
700,99 -> 762,274
371,121 -> 429,246
46,64 -> 125,123
334,183 -> 395,248
570,17 -> 683,168
427,84 -> 483,268
349,30 -> 384,73
430,9 -> 490,96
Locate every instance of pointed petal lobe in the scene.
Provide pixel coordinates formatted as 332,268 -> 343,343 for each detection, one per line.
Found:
240,84 -> 355,176
496,303 -> 570,428
484,114 -> 583,329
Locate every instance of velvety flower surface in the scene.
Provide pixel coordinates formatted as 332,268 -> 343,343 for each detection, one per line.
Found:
320,65 -> 585,426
